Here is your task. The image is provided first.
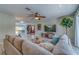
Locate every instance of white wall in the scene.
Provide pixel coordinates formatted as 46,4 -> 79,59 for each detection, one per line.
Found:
0,13 -> 15,42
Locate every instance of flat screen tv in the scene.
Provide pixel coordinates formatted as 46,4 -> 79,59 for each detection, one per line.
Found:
44,25 -> 56,32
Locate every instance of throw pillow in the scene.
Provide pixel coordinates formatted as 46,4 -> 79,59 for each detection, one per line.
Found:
51,37 -> 60,45
34,37 -> 44,44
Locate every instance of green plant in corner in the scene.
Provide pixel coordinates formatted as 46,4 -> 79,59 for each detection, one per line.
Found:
60,16 -> 73,35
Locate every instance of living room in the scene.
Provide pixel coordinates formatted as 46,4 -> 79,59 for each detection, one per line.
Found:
0,4 -> 79,55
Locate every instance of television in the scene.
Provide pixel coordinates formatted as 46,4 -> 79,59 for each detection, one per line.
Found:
44,25 -> 56,32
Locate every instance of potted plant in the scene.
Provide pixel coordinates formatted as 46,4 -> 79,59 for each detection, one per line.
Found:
60,16 -> 73,35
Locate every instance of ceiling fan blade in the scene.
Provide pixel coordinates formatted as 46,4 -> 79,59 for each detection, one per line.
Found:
37,16 -> 46,18
25,8 -> 34,13
25,8 -> 31,11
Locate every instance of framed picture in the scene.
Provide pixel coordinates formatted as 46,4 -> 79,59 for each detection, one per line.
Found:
37,24 -> 41,30
44,24 -> 56,32
27,25 -> 35,34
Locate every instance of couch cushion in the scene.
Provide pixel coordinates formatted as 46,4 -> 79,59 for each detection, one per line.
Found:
13,37 -> 23,53
8,36 -> 15,45
22,40 -> 52,55
4,39 -> 21,55
51,37 -> 60,45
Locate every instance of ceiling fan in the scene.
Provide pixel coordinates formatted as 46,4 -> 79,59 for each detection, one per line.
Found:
25,8 -> 46,20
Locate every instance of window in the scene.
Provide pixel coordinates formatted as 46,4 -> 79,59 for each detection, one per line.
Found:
15,21 -> 27,38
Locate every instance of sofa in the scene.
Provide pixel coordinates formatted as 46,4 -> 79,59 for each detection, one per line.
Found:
3,35 -> 53,55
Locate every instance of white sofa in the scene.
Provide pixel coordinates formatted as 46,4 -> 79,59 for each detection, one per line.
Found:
4,35 -> 52,55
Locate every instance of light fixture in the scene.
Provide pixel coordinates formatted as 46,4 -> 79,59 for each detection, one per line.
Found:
34,17 -> 39,20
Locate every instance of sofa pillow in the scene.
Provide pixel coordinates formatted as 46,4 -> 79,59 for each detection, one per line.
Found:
52,34 -> 76,55
8,36 -> 15,45
39,42 -> 54,52
34,37 -> 44,44
4,39 -> 22,55
51,36 -> 60,45
13,37 -> 23,53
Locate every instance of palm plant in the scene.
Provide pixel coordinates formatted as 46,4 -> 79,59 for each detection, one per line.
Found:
60,16 -> 73,35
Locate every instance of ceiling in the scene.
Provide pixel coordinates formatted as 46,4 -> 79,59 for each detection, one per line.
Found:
0,4 -> 78,20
